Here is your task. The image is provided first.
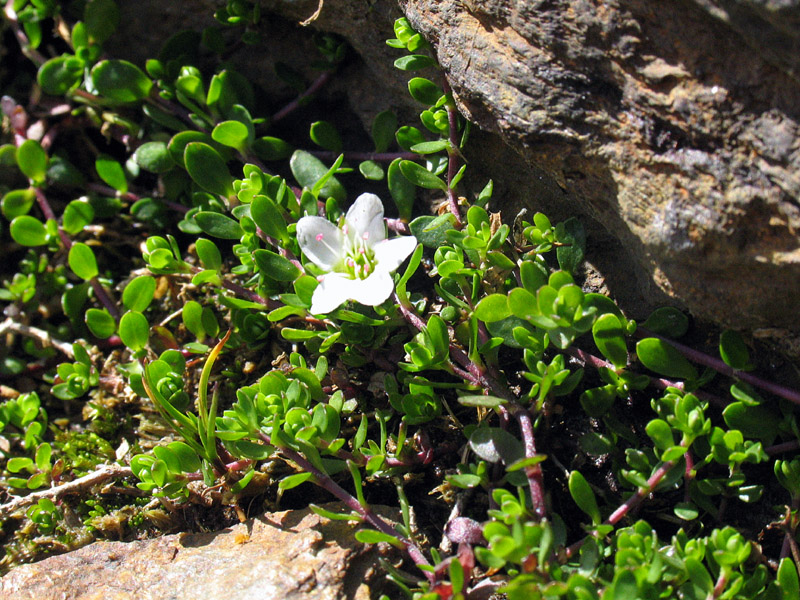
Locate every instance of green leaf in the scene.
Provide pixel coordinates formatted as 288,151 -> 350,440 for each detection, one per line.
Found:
134,141 -> 174,173
91,60 -> 153,103
84,0 -> 120,44
408,77 -> 443,105
35,443 -> 52,471
358,160 -> 384,181
636,338 -> 697,380
457,395 -> 507,408
410,140 -> 449,154
2,188 -> 36,219
16,140 -> 48,184
251,195 -> 288,243
394,55 -> 437,71
568,471 -> 601,525
673,502 -> 699,521
354,529 -> 404,548
399,160 -> 447,190
194,211 -> 243,239
62,199 -> 95,235
719,330 -> 753,371
371,110 -> 397,152
410,214 -> 455,248
68,242 -> 99,280
168,132 -> 219,168
184,142 -> 234,197
252,137 -> 294,161
278,472 -> 314,490
95,155 -> 128,193
475,294 -> 511,323
469,427 -> 524,465
122,275 -> 156,312
119,311 -> 149,351
685,558 -> 714,593
195,238 -> 222,270
555,217 -> 586,274
395,126 -> 425,152
37,55 -> 84,95
777,557 -> 799,599
183,301 -> 205,340
722,402 -> 780,444
387,158 -> 415,221
212,120 -> 251,151
289,150 -> 346,202
85,308 -> 116,339
645,419 -> 674,451
253,249 -> 301,282
592,313 -> 628,369
309,121 -> 342,153
641,307 -> 689,338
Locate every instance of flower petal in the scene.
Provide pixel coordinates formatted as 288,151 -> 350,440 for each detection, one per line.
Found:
296,216 -> 344,270
345,193 -> 386,245
373,236 -> 418,273
308,270 -> 396,313
309,273 -> 352,314
347,271 -> 395,306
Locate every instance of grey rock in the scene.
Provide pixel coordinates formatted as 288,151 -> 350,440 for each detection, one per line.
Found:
0,504 -> 399,600
110,0 -> 800,341
394,0 -> 800,335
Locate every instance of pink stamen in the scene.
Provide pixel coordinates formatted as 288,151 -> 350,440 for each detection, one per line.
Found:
362,232 -> 369,240
316,233 -> 324,241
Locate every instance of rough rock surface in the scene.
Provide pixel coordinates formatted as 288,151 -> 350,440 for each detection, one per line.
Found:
0,504 -> 399,600
111,0 -> 800,339
394,0 -> 800,334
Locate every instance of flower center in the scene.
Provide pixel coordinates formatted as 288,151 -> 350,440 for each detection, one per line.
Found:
342,234 -> 377,280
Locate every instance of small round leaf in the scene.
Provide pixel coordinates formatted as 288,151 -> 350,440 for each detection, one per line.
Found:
10,215 -> 48,247
85,308 -> 116,339
68,242 -> 99,281
91,60 -> 153,103
119,310 -> 149,351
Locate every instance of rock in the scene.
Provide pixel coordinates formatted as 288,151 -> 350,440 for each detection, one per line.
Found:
109,0 -> 800,340
393,0 -> 800,336
0,504 -> 399,600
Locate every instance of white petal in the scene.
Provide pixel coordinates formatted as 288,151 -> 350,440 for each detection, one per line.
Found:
347,271 -> 395,306
308,271 -> 396,313
345,193 -> 386,245
309,273 -> 352,314
296,216 -> 344,270
373,236 -> 418,273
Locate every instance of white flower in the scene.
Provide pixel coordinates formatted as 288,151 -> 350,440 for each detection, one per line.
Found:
296,193 -> 418,314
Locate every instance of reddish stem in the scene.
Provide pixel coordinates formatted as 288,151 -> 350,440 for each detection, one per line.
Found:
271,71 -> 332,123
637,327 -> 800,406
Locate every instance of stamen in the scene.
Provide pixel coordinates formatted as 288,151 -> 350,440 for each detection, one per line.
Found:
316,233 -> 324,241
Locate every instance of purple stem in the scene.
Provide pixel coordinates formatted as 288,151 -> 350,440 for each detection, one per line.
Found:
512,406 -> 547,519
271,71 -> 332,124
441,78 -> 463,226
394,293 -> 548,518
34,187 -> 120,319
4,0 -> 46,65
766,440 -> 800,456
565,345 -> 728,408
86,182 -> 190,214
637,327 -> 800,406
258,432 -> 433,579
564,454 -> 680,559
